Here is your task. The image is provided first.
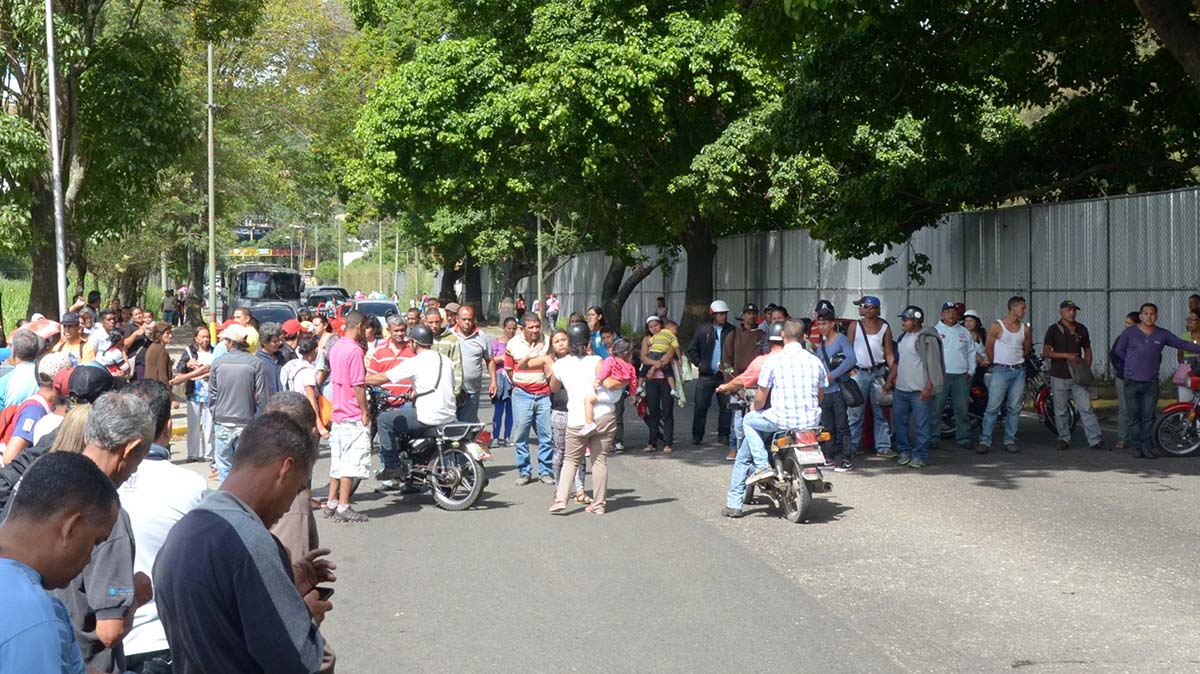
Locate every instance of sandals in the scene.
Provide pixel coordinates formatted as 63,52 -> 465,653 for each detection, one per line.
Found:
548,499 -> 568,513
585,503 -> 606,515
574,492 -> 592,504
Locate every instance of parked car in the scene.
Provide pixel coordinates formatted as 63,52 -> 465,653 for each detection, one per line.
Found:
353,300 -> 401,324
303,285 -> 350,309
249,301 -> 298,326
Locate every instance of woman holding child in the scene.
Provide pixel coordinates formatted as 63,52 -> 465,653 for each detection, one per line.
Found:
640,316 -> 677,453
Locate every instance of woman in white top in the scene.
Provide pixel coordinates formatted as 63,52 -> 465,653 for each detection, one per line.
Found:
548,325 -> 615,515
280,334 -> 330,438
169,325 -> 215,462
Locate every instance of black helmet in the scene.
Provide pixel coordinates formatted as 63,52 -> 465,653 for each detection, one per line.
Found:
410,324 -> 434,347
766,321 -> 786,343
566,322 -> 590,347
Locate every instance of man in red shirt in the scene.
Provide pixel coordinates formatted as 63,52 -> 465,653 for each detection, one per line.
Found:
505,315 -> 554,486
368,315 -> 416,402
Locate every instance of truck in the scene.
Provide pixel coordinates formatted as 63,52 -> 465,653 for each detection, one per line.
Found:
222,263 -> 303,321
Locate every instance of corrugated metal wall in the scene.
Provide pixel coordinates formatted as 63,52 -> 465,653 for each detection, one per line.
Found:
481,187 -> 1200,380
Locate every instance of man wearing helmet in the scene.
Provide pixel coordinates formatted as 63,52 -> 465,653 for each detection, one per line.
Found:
718,321 -> 786,517
366,324 -> 458,482
883,306 -> 945,468
687,299 -> 736,446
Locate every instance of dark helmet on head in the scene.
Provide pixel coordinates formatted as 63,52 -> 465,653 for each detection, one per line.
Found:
766,321 -> 786,343
566,322 -> 590,347
410,324 -> 434,347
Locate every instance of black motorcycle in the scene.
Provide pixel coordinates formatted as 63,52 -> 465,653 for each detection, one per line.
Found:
743,424 -> 833,524
368,387 -> 490,511
938,348 -> 1078,439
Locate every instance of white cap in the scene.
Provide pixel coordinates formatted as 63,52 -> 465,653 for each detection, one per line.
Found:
218,323 -> 248,343
709,300 -> 730,313
963,309 -> 980,319
645,315 -> 663,325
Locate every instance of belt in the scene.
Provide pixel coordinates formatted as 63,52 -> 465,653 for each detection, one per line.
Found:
992,363 -> 1023,370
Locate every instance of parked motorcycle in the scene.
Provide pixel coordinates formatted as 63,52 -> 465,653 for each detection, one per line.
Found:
1153,362 -> 1200,457
938,348 -> 1078,439
369,387 -> 491,511
743,427 -> 833,523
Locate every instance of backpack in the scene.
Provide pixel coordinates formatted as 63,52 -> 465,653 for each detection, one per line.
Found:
0,404 -> 19,448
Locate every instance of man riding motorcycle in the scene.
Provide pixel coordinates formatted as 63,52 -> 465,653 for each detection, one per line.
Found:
366,324 -> 458,481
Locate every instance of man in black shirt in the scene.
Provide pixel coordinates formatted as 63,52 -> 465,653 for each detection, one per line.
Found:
1042,300 -> 1104,451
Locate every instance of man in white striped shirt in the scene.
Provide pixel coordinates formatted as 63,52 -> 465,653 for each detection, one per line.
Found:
727,319 -> 826,511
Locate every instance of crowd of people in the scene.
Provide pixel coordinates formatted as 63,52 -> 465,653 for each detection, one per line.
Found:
2,282 -> 1198,671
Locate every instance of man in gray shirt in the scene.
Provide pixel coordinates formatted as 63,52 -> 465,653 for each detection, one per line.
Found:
452,305 -> 493,423
210,324 -> 269,485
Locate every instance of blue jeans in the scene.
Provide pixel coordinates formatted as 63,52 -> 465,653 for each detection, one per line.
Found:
492,397 -> 513,440
892,390 -> 933,461
979,366 -> 1025,447
213,422 -> 244,485
847,369 -> 892,453
739,410 -> 782,471
1123,379 -> 1159,452
729,407 -> 744,451
377,407 -> 426,470
512,387 -> 553,477
725,438 -> 756,509
457,391 -> 480,423
933,373 -> 973,447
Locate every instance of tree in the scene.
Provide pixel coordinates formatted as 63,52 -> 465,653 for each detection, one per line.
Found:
1,0 -> 265,317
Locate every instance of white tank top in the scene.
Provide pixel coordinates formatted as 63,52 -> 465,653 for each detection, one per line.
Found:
993,320 -> 1025,365
853,321 -> 887,368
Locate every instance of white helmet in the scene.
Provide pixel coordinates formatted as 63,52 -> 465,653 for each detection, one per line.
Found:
709,300 -> 730,314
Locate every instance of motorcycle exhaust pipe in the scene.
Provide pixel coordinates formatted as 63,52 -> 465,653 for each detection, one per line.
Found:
822,482 -> 833,493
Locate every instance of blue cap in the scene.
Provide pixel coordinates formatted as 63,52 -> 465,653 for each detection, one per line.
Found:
853,296 -> 881,308
898,306 -> 925,321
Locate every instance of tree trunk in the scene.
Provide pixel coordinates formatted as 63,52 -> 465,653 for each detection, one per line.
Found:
461,256 -> 483,318
599,257 -> 628,325
1135,0 -> 1200,97
437,261 -> 462,303
679,215 -> 717,344
26,190 -> 59,320
187,242 -> 207,325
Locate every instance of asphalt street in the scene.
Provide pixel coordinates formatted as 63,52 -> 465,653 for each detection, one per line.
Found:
167,398 -> 1200,674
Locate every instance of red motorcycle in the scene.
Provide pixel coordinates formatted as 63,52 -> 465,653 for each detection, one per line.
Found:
1154,363 -> 1200,457
939,348 -> 1078,438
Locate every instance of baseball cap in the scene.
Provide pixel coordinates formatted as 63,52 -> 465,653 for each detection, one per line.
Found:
709,300 -> 730,314
281,319 -> 302,337
954,302 -> 966,316
941,301 -> 958,312
898,306 -> 925,321
742,303 -> 759,315
300,320 -> 315,333
445,302 -> 461,315
853,296 -> 881,308
815,307 -> 836,321
219,318 -> 236,331
1060,300 -> 1080,310
645,315 -> 663,326
36,352 -> 73,385
60,311 -> 81,326
53,367 -> 74,398
218,323 -> 248,344
69,365 -> 122,403
964,309 -> 981,319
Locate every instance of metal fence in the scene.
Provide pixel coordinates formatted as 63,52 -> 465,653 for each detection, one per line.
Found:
482,186 -> 1200,380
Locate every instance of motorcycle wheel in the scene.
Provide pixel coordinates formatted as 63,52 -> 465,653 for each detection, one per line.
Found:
1041,394 -> 1079,435
429,448 -> 486,511
1154,410 -> 1200,457
779,457 -> 812,524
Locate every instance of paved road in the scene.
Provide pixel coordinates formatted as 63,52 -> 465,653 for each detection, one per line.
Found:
170,401 -> 1200,673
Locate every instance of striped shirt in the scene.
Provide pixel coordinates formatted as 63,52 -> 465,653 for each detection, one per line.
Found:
505,333 -> 551,395
757,342 -> 827,429
368,341 -> 415,400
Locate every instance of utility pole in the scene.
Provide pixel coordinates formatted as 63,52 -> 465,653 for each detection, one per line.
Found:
377,221 -> 383,292
393,227 -> 399,296
313,218 -> 319,277
336,214 -> 344,287
536,215 -> 544,321
206,42 -> 217,331
44,0 -> 67,316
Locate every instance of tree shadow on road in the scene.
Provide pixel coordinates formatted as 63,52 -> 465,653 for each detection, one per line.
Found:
602,487 -> 678,512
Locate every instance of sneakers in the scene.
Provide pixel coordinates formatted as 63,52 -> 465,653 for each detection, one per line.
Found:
578,422 -> 597,436
375,480 -> 402,493
538,474 -> 556,486
1090,442 -> 1108,451
718,435 -> 730,446
514,474 -> 533,486
1056,439 -> 1070,451
975,443 -> 991,455
834,460 -> 853,473
745,468 -> 775,486
908,459 -> 927,468
376,466 -> 406,482
1004,443 -> 1019,453
722,507 -> 745,518
897,453 -> 912,466
670,390 -> 679,399
692,435 -> 705,446
334,506 -> 369,523
821,458 -> 837,469
876,449 -> 898,459
613,442 -> 625,454
725,449 -> 737,461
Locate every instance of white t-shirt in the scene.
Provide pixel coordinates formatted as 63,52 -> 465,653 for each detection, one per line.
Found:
385,350 -> 457,426
552,355 -> 609,428
117,456 -> 208,656
280,358 -> 317,394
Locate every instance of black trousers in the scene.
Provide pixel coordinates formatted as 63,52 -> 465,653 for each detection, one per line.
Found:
820,393 -> 853,461
692,374 -> 731,441
644,379 -> 675,448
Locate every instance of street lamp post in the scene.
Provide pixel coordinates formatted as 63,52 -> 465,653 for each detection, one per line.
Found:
207,42 -> 217,331
43,0 -> 68,316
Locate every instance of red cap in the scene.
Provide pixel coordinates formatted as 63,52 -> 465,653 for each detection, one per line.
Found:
281,319 -> 302,337
53,367 -> 75,398
219,319 -> 236,331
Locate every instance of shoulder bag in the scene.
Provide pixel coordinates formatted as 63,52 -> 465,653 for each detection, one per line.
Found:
819,335 -> 864,408
1056,323 -> 1096,387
